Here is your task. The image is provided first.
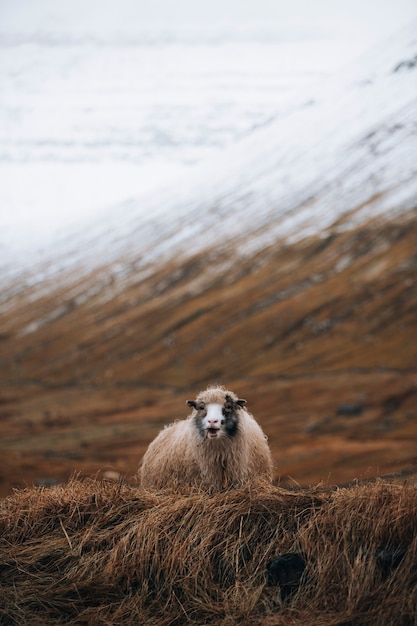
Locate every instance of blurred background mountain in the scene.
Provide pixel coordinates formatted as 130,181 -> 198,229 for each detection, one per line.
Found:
0,0 -> 416,495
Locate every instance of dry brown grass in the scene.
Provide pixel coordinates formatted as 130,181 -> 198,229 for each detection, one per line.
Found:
1,477 -> 416,625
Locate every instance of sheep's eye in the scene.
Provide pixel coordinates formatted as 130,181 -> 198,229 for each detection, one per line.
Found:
197,402 -> 206,411
223,402 -> 233,413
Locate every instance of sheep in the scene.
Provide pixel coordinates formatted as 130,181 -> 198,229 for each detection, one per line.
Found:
139,385 -> 273,491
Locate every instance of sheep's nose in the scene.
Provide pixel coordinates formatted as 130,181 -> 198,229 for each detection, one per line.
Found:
205,405 -> 223,428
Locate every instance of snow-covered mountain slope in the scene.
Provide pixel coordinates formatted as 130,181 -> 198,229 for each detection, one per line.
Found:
1,21 -> 416,292
0,32 -> 356,261
119,21 -> 417,258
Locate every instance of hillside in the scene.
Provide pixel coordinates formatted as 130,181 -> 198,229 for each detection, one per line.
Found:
0,24 -> 417,496
1,212 -> 416,495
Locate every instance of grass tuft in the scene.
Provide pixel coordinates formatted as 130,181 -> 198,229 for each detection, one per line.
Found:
1,478 -> 416,624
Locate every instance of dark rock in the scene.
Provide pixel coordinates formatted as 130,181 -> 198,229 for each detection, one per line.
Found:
34,478 -> 61,488
337,404 -> 364,416
267,552 -> 306,599
376,547 -> 406,579
393,56 -> 417,72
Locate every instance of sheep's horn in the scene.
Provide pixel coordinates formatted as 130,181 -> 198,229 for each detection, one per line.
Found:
187,400 -> 197,408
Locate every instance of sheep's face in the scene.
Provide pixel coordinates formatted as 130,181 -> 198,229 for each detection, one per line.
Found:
187,394 -> 246,441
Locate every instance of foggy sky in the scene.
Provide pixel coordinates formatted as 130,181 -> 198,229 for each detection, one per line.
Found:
1,0 -> 416,43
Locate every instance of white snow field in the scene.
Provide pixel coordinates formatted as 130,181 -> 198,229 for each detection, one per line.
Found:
0,19 -> 416,287
0,32 -> 357,257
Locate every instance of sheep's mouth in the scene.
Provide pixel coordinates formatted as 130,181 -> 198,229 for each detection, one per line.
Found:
207,428 -> 220,438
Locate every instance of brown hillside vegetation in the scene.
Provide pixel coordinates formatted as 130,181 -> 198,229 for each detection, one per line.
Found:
0,211 -> 417,495
1,478 -> 417,625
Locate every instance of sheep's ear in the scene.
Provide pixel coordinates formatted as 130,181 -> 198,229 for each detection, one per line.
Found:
187,400 -> 197,408
237,398 -> 247,408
